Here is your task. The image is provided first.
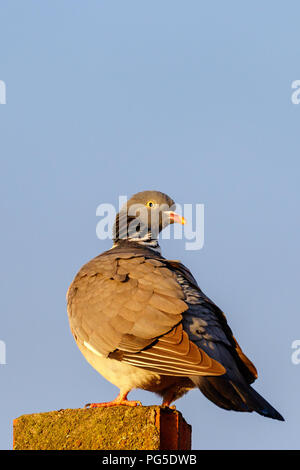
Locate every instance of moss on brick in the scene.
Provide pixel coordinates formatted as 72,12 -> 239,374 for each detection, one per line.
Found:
13,406 -> 182,450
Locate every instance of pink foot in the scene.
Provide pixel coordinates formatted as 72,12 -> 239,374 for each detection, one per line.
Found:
85,399 -> 142,408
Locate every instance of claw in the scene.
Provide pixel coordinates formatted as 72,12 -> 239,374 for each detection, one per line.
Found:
162,403 -> 176,410
85,400 -> 142,408
85,391 -> 142,409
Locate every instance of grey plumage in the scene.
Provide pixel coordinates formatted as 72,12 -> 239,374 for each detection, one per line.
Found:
67,190 -> 284,420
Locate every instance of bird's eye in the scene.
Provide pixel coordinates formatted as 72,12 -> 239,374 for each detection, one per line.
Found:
146,201 -> 154,208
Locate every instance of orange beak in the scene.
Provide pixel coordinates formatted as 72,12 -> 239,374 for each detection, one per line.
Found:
168,211 -> 186,225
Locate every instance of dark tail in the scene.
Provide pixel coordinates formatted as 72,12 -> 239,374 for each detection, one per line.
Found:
192,376 -> 284,421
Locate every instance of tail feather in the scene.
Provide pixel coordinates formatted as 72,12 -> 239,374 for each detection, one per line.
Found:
192,376 -> 284,421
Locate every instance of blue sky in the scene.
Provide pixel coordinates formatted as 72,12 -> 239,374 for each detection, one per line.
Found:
0,1 -> 300,449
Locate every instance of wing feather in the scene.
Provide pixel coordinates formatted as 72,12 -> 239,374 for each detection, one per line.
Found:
67,251 -> 225,377
166,260 -> 258,384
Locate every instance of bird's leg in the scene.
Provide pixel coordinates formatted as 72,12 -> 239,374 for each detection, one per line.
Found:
162,401 -> 176,410
162,395 -> 177,410
85,390 -> 142,408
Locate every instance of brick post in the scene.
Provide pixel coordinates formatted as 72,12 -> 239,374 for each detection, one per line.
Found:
13,406 -> 191,450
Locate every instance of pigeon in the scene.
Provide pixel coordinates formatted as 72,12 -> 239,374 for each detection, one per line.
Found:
67,190 -> 284,421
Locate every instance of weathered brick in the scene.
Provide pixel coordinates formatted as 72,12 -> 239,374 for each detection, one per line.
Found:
13,406 -> 191,450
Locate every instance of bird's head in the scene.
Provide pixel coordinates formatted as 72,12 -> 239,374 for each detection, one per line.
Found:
113,190 -> 185,245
